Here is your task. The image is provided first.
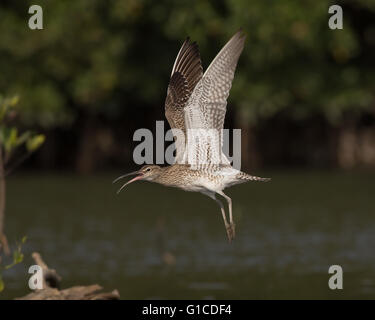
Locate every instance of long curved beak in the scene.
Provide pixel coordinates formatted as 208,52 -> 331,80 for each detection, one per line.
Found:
113,171 -> 144,194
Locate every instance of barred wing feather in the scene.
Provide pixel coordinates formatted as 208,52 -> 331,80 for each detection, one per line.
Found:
165,38 -> 203,163
183,31 -> 246,167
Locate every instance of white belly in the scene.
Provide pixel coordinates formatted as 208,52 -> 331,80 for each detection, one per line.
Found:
188,167 -> 240,193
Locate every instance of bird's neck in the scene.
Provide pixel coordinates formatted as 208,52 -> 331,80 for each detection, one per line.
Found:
151,165 -> 176,186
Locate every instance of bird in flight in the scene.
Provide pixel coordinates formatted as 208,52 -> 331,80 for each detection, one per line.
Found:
115,30 -> 270,242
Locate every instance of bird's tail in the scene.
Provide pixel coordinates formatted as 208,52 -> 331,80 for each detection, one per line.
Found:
236,172 -> 271,182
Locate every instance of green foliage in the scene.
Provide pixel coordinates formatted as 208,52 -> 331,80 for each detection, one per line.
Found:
4,236 -> 26,270
26,135 -> 45,152
0,94 -> 45,165
0,94 -> 36,294
0,96 -> 18,122
0,236 -> 26,293
0,1 -> 374,127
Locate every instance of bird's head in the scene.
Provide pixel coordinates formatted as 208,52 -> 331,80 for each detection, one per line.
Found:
137,165 -> 163,180
113,165 -> 162,194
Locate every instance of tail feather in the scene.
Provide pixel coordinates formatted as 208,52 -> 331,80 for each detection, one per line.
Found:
236,172 -> 271,182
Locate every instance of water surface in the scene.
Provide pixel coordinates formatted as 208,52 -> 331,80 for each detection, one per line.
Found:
1,170 -> 374,299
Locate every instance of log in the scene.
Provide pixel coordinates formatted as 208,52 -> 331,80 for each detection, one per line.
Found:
16,252 -> 120,300
31,252 -> 62,289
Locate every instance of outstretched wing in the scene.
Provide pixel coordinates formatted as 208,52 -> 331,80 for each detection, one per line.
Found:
165,38 -> 203,163
183,30 -> 246,167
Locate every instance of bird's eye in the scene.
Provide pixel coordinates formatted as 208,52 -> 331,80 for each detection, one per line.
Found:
146,168 -> 151,172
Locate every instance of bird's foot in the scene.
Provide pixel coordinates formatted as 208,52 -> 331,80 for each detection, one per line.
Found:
225,224 -> 234,243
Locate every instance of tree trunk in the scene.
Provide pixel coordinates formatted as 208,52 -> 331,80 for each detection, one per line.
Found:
239,122 -> 260,172
337,123 -> 357,169
75,117 -> 97,174
0,147 -> 10,255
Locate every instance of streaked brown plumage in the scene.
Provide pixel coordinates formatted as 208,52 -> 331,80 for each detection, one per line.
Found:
115,30 -> 270,242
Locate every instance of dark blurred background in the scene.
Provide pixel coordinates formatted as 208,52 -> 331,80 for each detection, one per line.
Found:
1,0 -> 374,173
1,0 -> 375,300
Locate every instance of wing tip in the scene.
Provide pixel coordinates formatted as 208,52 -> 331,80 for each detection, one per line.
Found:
172,36 -> 202,77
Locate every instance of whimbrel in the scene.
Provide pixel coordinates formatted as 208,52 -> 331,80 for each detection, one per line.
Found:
115,30 -> 270,242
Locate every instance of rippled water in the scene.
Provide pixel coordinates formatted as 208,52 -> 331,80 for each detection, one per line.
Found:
1,170 -> 374,299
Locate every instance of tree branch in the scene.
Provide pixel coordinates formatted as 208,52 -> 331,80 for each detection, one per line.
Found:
0,147 -> 10,255
17,252 -> 120,300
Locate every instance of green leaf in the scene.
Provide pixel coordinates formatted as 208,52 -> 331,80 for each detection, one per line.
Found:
13,250 -> 24,265
26,134 -> 45,152
0,277 -> 4,292
9,96 -> 19,107
15,131 -> 31,147
0,96 -> 18,123
4,127 -> 18,153
4,236 -> 27,270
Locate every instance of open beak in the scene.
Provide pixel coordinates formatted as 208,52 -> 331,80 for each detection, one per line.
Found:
113,171 -> 144,194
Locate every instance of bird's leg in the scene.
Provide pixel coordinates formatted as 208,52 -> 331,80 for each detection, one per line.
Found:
217,191 -> 235,239
206,193 -> 233,242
